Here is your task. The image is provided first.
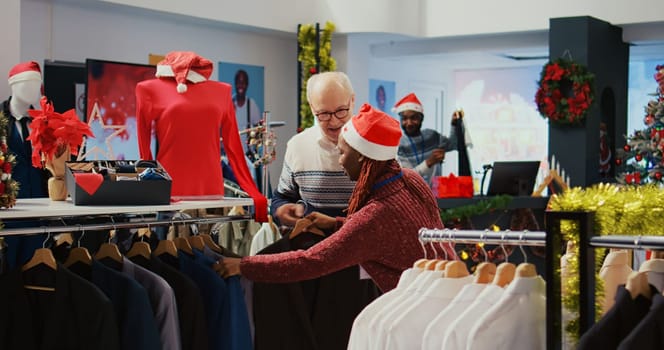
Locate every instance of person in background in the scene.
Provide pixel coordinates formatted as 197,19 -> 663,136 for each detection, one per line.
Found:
232,69 -> 262,132
375,84 -> 386,112
220,103 -> 451,292
270,71 -> 356,227
395,92 -> 458,184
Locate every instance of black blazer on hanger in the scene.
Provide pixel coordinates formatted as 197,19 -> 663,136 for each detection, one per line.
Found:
252,232 -> 380,350
0,265 -> 120,350
618,292 -> 664,349
577,284 -> 656,349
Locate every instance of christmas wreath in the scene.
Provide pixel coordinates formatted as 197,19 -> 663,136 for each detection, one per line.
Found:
535,58 -> 594,126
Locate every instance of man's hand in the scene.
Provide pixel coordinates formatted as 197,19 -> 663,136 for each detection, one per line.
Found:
274,202 -> 305,226
426,148 -> 445,167
304,212 -> 337,232
215,257 -> 242,278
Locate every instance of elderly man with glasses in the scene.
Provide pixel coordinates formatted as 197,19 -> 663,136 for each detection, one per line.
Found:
271,71 -> 357,227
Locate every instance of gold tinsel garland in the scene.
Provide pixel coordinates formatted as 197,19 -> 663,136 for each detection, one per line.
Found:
298,21 -> 336,130
548,183 -> 664,340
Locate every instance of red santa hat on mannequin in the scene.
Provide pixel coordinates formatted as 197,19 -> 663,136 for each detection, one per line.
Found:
8,61 -> 42,86
392,92 -> 424,115
155,51 -> 213,93
341,103 -> 402,161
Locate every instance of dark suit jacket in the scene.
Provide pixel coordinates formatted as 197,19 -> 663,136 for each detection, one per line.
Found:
131,254 -> 210,350
253,232 -> 380,350
618,293 -> 664,349
578,284 -> 656,349
2,98 -> 47,199
0,264 -> 119,350
68,260 -> 162,350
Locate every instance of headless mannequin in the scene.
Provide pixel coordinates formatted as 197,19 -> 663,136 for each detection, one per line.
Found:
9,79 -> 41,141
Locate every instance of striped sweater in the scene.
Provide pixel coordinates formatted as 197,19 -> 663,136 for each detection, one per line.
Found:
271,126 -> 355,221
397,128 -> 457,184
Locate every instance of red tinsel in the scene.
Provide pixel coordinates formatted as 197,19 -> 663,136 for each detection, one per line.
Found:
27,97 -> 93,168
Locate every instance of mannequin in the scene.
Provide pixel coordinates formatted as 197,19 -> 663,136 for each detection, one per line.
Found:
1,61 -> 47,198
135,51 -> 267,221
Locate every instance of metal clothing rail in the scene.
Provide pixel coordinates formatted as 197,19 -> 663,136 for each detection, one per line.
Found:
0,214 -> 253,237
418,228 -> 547,246
589,235 -> 664,250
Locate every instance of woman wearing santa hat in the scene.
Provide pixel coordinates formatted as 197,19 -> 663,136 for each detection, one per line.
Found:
220,103 -> 452,292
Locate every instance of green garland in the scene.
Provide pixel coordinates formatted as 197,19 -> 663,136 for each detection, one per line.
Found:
439,195 -> 512,222
549,183 -> 664,340
298,22 -> 336,130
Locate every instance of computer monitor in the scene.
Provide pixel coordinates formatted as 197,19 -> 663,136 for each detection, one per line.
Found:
486,161 -> 541,196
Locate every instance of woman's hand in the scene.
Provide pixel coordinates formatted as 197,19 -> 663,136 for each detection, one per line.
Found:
305,212 -> 337,232
215,257 -> 242,278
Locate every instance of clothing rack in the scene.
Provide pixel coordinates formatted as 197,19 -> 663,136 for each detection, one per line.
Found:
0,214 -> 253,237
419,225 -> 561,349
419,228 -> 546,246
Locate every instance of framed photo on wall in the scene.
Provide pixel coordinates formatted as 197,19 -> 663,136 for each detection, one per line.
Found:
218,62 -> 265,131
369,79 -> 396,117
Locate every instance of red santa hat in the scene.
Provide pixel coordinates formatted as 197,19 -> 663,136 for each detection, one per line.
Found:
341,103 -> 402,161
155,51 -> 213,93
8,61 -> 42,86
392,92 -> 424,114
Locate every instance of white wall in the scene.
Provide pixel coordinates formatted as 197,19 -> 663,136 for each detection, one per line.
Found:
101,0 -> 664,37
0,0 -> 22,101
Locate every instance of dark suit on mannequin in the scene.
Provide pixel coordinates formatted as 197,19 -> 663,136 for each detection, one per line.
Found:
2,61 -> 50,273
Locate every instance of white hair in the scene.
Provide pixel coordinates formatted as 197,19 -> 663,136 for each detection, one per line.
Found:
306,71 -> 354,102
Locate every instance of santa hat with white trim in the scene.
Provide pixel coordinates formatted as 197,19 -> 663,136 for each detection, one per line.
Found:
392,92 -> 423,115
8,61 -> 42,86
155,51 -> 213,93
341,103 -> 402,161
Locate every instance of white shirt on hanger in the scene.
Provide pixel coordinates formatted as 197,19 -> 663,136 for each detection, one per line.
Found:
466,275 -> 546,350
384,274 -> 474,350
599,250 -> 632,314
440,284 -> 505,350
421,282 -> 488,350
369,269 -> 442,350
639,258 -> 664,292
347,267 -> 423,350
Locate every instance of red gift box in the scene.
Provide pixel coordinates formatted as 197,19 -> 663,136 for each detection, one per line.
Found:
433,174 -> 474,198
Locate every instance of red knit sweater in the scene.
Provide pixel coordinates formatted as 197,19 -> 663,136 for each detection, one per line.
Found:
240,165 -> 448,292
136,78 -> 267,221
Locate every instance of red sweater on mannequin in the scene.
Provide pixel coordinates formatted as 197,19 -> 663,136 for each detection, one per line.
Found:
136,77 -> 267,221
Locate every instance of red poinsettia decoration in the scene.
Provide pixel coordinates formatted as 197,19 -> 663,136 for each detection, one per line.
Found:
535,58 -> 594,126
27,97 -> 93,168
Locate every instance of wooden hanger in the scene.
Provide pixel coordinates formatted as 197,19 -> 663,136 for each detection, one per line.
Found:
154,239 -> 178,258
413,258 -> 429,269
444,261 -> 470,278
22,248 -> 57,272
516,262 -> 538,278
230,205 -> 245,216
126,241 -> 152,260
55,233 -> 74,247
95,242 -> 123,264
188,235 -> 206,252
175,237 -> 193,255
289,218 -> 325,239
492,262 -> 516,287
22,247 -> 58,292
200,234 -> 223,254
474,262 -> 497,284
625,271 -> 652,300
64,246 -> 92,267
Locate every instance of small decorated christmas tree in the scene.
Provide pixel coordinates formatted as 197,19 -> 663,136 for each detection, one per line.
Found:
616,65 -> 664,184
0,111 -> 19,208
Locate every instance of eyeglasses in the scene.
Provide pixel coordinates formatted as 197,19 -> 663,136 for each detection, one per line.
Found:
314,101 -> 351,122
